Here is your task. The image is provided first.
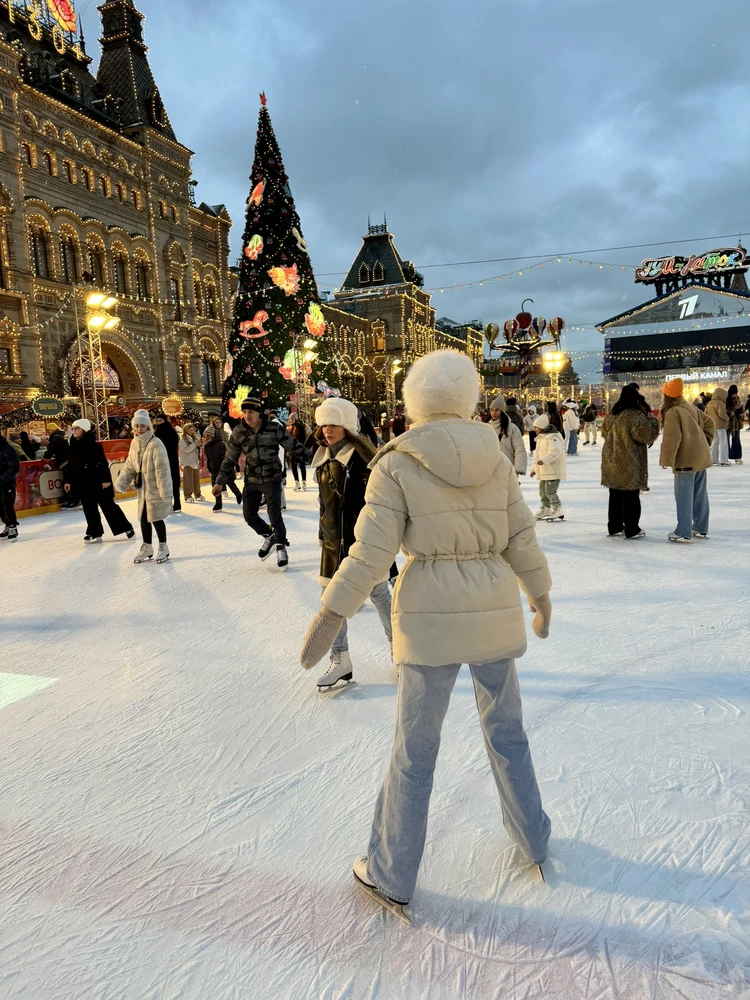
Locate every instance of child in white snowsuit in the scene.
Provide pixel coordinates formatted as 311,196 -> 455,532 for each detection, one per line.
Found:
530,413 -> 567,520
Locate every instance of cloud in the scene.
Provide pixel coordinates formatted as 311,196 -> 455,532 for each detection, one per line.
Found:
81,0 -> 750,366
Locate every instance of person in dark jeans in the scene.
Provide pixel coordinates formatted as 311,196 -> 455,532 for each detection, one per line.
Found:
213,396 -> 309,568
154,415 -> 182,512
0,433 -> 20,540
67,419 -> 134,543
203,424 -> 241,511
287,415 -> 308,490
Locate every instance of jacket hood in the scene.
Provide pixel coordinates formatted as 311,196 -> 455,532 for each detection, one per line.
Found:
372,417 -> 503,488
711,387 -> 728,402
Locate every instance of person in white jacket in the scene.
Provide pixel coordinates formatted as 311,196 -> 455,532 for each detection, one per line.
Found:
562,401 -> 580,456
299,350 -> 553,921
116,409 -> 173,563
530,413 -> 567,520
489,395 -> 528,475
524,405 -> 538,453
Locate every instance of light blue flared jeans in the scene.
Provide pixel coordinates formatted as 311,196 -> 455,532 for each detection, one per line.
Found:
366,658 -> 550,903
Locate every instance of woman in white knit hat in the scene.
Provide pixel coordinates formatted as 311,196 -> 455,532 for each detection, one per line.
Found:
116,409 -> 173,563
311,397 -> 393,690
300,350 -> 553,921
68,418 -> 134,543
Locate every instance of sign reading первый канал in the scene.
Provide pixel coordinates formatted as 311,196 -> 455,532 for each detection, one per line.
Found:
635,247 -> 747,284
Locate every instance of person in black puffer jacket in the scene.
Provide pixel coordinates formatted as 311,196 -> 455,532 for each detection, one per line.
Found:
67,419 -> 134,543
213,396 -> 309,567
203,424 -> 242,512
0,433 -> 20,540
311,397 -> 393,690
153,415 -> 182,512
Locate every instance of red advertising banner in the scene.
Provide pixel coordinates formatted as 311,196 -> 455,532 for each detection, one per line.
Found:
14,460 -> 64,516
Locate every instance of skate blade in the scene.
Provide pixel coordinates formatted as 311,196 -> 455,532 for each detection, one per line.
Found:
538,863 -> 545,883
353,872 -> 411,925
317,674 -> 354,691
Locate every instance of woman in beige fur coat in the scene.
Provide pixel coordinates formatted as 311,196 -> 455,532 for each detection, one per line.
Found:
300,350 -> 553,921
116,409 -> 173,564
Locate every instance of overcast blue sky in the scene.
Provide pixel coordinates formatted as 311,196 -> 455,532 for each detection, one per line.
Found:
81,0 -> 750,376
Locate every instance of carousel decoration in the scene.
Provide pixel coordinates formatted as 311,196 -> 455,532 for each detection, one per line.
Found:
484,300 -> 565,390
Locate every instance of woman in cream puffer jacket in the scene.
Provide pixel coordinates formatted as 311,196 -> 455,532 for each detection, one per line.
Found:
300,350 -> 553,914
116,410 -> 173,563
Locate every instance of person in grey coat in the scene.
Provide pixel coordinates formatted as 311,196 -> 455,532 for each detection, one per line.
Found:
489,396 -> 527,475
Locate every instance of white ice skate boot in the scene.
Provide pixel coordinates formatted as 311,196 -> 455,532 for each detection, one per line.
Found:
155,543 -> 170,564
541,506 -> 564,521
534,508 -> 547,520
317,650 -> 353,689
275,544 -> 289,570
301,481 -> 308,491
293,482 -> 301,491
134,543 -> 153,563
352,857 -> 411,924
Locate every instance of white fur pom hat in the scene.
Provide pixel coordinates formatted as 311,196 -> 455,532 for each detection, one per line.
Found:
403,350 -> 479,423
131,408 -> 153,430
315,397 -> 359,436
533,413 -> 550,430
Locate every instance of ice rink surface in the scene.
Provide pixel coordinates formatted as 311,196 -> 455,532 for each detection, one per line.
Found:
1,440 -> 749,999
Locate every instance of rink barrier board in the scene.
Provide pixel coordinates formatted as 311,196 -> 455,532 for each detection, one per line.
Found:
13,439 -> 212,519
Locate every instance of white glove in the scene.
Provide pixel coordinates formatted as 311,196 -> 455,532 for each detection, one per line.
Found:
528,593 -> 552,639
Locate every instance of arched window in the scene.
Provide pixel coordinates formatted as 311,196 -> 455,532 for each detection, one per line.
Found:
83,169 -> 94,192
113,253 -> 129,295
372,260 -> 384,283
64,160 -> 75,183
359,262 -> 370,285
29,227 -> 50,278
159,199 -> 168,219
60,235 -> 78,284
172,205 -> 180,225
21,142 -> 35,167
194,279 -> 203,316
99,175 -> 110,197
135,260 -> 151,300
132,189 -> 142,210
43,151 -> 55,176
204,282 -> 216,319
200,340 -> 220,395
88,246 -> 105,286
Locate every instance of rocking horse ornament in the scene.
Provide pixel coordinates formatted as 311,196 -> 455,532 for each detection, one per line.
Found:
485,300 -> 565,389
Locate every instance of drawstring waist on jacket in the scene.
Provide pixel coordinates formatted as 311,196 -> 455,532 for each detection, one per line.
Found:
409,551 -> 502,562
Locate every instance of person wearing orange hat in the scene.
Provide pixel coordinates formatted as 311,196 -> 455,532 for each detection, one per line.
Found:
659,378 -> 715,542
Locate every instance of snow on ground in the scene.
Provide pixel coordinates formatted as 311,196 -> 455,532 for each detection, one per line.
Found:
1,440 -> 749,1000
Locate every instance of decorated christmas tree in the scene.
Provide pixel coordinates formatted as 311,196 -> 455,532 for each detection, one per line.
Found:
222,94 -> 329,417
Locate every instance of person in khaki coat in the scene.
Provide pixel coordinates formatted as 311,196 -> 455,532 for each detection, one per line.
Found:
600,386 -> 659,538
705,386 -> 730,466
299,350 -> 553,920
659,378 -> 714,543
116,410 -> 173,563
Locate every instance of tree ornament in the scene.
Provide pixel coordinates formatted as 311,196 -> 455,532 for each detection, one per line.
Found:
305,302 -> 327,337
238,310 -> 269,339
245,235 -> 264,261
268,263 -> 300,296
249,180 -> 265,206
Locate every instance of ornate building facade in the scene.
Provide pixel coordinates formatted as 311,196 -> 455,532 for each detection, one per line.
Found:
322,223 -> 436,408
0,0 -> 231,409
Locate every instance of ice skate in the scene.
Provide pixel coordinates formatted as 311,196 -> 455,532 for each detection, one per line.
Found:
84,535 -> 103,544
352,858 -> 411,925
275,544 -> 289,571
134,543 -> 153,563
212,503 -> 222,512
125,529 -> 135,539
8,525 -> 18,542
692,530 -> 709,539
195,494 -> 206,502
533,508 -> 547,520
0,526 -> 8,539
293,482 -> 301,491
258,534 -> 276,560
317,650 -> 353,689
540,506 -> 564,521
301,481 -> 307,491
608,530 -> 625,537
668,532 -> 691,544
625,530 -> 646,539
155,543 -> 170,564
186,496 -> 195,503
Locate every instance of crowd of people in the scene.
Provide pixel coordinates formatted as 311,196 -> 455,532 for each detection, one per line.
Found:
1,353 -> 749,924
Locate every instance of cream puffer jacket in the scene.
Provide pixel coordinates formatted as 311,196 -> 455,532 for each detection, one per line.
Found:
116,430 -> 173,522
321,417 -> 551,668
532,429 -> 567,481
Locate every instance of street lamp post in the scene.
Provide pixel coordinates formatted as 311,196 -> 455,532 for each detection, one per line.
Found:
75,290 -> 120,441
543,350 -> 566,402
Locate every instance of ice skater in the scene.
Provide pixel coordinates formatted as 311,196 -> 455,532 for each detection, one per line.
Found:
530,413 -> 566,521
563,400 -> 580,455
659,378 -> 714,543
67,418 -> 134,543
0,432 -> 20,541
212,396 -> 308,570
179,423 -> 205,503
600,386 -> 659,539
116,410 -> 172,564
203,424 -> 241,511
300,350 -> 552,922
311,396 -> 393,690
706,388 -> 730,466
